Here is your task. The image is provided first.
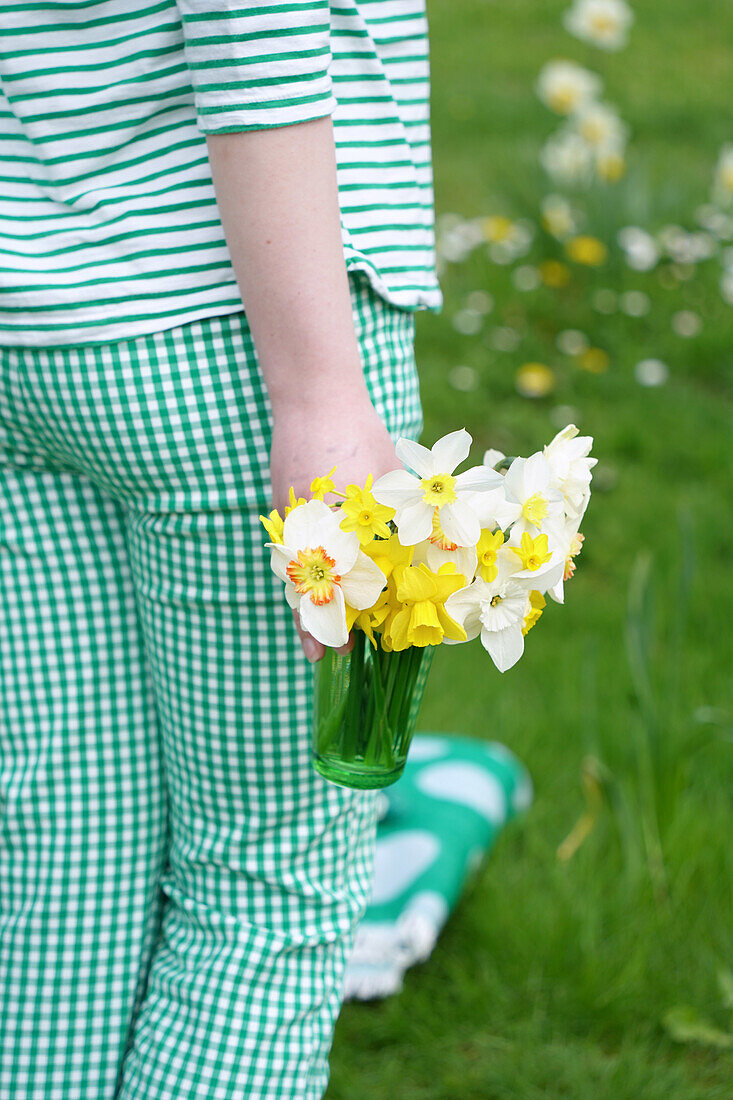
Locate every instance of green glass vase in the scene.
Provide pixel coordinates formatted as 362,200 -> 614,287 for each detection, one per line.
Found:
312,630 -> 435,790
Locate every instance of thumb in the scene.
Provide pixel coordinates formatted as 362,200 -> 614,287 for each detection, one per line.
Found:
292,608 -> 355,663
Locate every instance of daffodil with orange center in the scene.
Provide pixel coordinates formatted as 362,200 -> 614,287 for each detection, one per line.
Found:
266,498 -> 387,647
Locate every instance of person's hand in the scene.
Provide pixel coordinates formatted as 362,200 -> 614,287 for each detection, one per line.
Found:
269,382 -> 401,662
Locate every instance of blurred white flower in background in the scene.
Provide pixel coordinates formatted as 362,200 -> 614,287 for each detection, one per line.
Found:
435,213 -> 485,264
695,203 -> 733,241
619,290 -> 651,316
634,359 -> 669,387
479,216 -> 534,264
671,310 -> 702,337
464,289 -> 494,313
536,60 -> 602,115
451,308 -> 484,335
556,329 -> 590,355
541,194 -> 582,239
617,226 -> 660,270
540,129 -> 595,187
573,100 -> 628,151
712,145 -> 733,208
657,225 -> 717,264
563,0 -> 635,51
512,264 -> 542,291
491,327 -> 522,352
592,288 -> 618,313
448,365 -> 480,392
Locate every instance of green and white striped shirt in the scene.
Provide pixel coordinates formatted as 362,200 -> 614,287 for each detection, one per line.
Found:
0,0 -> 442,347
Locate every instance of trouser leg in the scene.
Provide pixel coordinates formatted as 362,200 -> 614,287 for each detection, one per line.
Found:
0,463 -> 168,1100
12,275 -> 424,1100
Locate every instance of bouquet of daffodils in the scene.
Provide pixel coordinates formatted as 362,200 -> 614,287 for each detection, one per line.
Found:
261,425 -> 595,789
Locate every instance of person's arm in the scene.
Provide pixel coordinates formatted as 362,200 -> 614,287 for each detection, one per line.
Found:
206,120 -> 401,661
174,1 -> 401,660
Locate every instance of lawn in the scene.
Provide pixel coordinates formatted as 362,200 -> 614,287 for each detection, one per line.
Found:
327,1 -> 733,1097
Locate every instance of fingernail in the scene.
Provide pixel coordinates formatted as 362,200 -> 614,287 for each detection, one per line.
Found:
303,637 -> 319,663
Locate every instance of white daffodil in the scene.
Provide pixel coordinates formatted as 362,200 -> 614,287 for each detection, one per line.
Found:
501,453 -> 565,538
502,530 -> 566,592
543,424 -> 597,522
443,553 -> 542,672
410,508 -> 478,581
466,485 -> 522,534
563,0 -> 634,51
267,498 -> 386,648
536,60 -> 602,116
542,517 -> 586,604
371,429 -> 503,547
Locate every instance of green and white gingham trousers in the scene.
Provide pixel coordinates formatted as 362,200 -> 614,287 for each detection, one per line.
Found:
0,274 -> 424,1100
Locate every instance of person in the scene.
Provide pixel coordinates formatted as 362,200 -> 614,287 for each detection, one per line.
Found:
0,1 -> 442,1096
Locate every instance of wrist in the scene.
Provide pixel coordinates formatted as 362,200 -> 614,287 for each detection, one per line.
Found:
268,370 -> 371,418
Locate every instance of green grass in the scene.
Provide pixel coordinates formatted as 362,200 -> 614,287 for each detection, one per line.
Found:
326,1 -> 733,1096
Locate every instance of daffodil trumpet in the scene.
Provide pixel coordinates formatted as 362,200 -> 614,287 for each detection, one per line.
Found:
260,425 -> 595,790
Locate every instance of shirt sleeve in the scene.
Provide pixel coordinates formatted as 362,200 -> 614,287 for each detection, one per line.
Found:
175,0 -> 336,133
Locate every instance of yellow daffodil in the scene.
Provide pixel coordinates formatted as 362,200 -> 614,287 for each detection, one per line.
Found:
283,486 -> 308,516
475,528 -> 504,582
346,592 -> 392,648
259,508 -> 284,544
339,473 -> 395,546
309,466 -> 338,501
362,532 -> 414,580
510,532 -> 553,572
522,590 -> 546,635
383,562 -> 468,650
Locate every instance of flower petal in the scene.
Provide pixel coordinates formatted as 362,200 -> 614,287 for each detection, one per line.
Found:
454,465 -> 504,493
283,578 -> 300,610
299,585 -> 348,648
322,522 -> 360,574
393,498 -> 434,545
439,500 -> 481,547
444,584 -> 483,640
340,553 -> 387,610
395,438 -> 435,477
482,447 -> 506,468
429,428 -> 472,474
371,468 -> 422,508
281,497 -> 334,550
480,622 -> 525,672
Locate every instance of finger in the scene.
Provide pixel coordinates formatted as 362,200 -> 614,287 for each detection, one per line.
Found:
334,629 -> 355,655
292,608 -> 325,663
